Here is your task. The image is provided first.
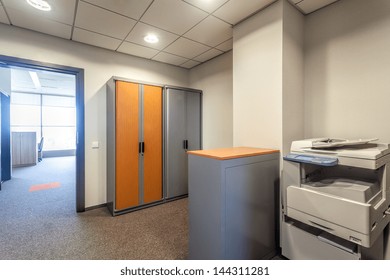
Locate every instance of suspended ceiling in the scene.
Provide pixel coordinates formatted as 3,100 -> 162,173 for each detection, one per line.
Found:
11,68 -> 76,96
0,0 -> 339,69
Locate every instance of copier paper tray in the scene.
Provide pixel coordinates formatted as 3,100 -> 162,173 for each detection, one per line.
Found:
302,178 -> 380,203
286,178 -> 382,247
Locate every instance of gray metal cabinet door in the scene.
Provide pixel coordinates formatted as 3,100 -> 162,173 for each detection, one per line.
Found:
166,88 -> 188,198
186,91 -> 201,151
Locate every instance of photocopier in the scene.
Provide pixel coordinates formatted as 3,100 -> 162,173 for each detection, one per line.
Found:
281,138 -> 390,259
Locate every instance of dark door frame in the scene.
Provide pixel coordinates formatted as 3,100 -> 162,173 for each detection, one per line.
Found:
0,54 -> 85,212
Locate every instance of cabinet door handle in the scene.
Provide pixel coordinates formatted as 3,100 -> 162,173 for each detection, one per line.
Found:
183,140 -> 189,151
142,142 -> 145,154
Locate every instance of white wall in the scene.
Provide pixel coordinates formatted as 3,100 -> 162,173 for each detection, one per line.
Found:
304,0 -> 390,143
189,52 -> 233,149
233,1 -> 283,150
0,67 -> 11,95
0,24 -> 189,208
282,0 -> 304,155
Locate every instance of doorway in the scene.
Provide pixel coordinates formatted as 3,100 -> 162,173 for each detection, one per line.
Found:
0,55 -> 85,212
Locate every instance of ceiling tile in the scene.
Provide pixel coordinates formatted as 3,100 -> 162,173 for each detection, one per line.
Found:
125,22 -> 179,50
11,69 -> 34,91
183,0 -> 229,13
297,0 -> 339,14
184,16 -> 232,47
117,42 -> 160,59
82,0 -> 153,20
152,52 -> 188,66
5,7 -> 72,39
193,48 -> 223,62
11,68 -> 75,96
215,38 -> 232,52
37,71 -> 75,96
164,37 -> 210,59
0,6 -> 10,24
213,0 -> 276,25
2,0 -> 76,25
140,0 -> 207,35
75,1 -> 136,40
181,60 -> 201,69
72,28 -> 122,50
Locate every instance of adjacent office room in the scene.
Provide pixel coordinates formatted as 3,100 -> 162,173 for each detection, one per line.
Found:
0,66 -> 79,258
1,0 -> 390,262
7,67 -> 76,208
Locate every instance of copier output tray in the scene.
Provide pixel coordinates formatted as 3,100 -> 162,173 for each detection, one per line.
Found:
286,178 -> 383,247
302,178 -> 380,204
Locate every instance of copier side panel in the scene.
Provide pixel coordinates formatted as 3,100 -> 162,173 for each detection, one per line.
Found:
280,160 -> 301,253
384,164 -> 390,259
281,160 -> 301,214
384,225 -> 390,259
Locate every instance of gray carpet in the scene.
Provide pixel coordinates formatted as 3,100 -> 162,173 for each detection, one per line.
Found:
0,157 -> 188,260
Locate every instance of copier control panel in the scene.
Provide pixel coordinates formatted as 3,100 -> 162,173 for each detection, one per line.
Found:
284,153 -> 338,166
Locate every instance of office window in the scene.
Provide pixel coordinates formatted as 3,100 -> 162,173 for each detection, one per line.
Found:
10,93 -> 76,151
11,92 -> 40,105
42,95 -> 76,151
11,104 -> 41,126
41,127 -> 76,151
10,92 -> 41,140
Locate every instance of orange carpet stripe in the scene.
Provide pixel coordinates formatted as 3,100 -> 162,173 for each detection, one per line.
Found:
29,182 -> 61,192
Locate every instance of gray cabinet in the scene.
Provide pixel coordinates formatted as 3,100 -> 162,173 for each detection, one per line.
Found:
188,147 -> 280,259
12,132 -> 37,167
164,87 -> 201,199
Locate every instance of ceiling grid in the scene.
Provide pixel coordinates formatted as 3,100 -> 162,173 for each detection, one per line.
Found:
1,0 -> 339,69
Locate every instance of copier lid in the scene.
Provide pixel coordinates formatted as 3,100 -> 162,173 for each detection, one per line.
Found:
312,143 -> 390,160
291,138 -> 390,160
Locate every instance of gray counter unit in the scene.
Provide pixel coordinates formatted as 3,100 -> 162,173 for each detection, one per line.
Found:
188,149 -> 279,259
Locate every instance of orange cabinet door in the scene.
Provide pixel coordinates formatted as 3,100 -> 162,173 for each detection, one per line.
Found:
143,85 -> 163,203
115,81 -> 139,210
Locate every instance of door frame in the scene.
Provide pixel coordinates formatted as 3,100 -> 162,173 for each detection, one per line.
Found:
0,54 -> 85,212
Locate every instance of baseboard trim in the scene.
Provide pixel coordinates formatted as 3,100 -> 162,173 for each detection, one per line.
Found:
88,196 -> 188,215
43,149 -> 76,158
85,203 -> 107,211
164,194 -> 188,202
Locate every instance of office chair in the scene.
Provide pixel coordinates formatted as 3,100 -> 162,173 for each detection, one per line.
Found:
38,137 -> 44,162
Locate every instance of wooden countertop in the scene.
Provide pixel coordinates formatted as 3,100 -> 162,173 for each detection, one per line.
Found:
187,147 -> 279,160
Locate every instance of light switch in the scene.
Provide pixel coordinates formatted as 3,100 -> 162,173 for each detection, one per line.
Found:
92,141 -> 99,149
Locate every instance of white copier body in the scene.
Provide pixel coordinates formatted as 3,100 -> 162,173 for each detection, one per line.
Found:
281,138 -> 390,259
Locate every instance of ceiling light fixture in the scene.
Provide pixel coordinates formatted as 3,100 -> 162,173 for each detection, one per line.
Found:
26,0 -> 52,12
28,71 -> 42,89
144,34 -> 159,44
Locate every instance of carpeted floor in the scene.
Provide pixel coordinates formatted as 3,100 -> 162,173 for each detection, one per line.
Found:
0,156 -> 188,260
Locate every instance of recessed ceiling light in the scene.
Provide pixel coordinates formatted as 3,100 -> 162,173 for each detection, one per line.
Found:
26,0 -> 52,12
144,34 -> 159,44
